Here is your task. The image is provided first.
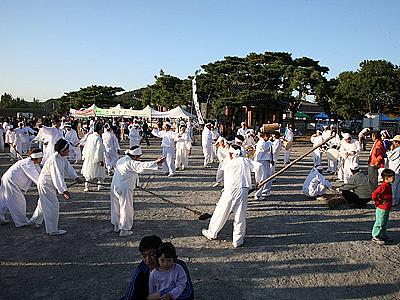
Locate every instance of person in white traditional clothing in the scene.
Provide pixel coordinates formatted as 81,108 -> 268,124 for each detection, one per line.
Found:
237,122 -> 249,138
81,122 -> 106,191
28,139 -> 83,235
111,146 -> 164,237
0,126 -> 4,151
186,119 -> 194,141
338,133 -> 361,183
202,144 -> 262,248
387,135 -> 400,205
245,129 -> 256,147
0,149 -> 43,226
102,123 -> 120,176
235,135 -> 247,157
174,125 -> 192,171
18,122 -> 35,154
202,123 -> 213,168
64,122 -> 81,163
152,122 -> 177,177
128,123 -> 142,147
213,137 -> 228,187
210,124 -> 220,163
310,130 -> 324,167
13,122 -> 27,156
283,124 -> 294,164
271,131 -> 282,177
79,126 -> 93,148
253,131 -> 273,200
5,126 -> 17,160
302,166 -> 333,198
36,118 -> 64,163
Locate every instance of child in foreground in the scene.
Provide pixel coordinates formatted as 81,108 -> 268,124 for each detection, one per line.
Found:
371,168 -> 396,245
148,242 -> 188,300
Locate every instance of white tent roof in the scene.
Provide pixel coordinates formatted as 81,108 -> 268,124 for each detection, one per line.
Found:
152,106 -> 195,119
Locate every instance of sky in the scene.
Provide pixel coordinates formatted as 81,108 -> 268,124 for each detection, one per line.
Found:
0,0 -> 399,101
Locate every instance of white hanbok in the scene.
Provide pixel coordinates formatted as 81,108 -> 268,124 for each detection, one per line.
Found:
215,146 -> 228,184
0,158 -> 41,227
254,139 -> 273,199
81,132 -> 106,189
65,129 -> 81,161
284,128 -> 294,163
271,138 -> 282,175
128,126 -> 141,147
0,127 -> 4,151
175,132 -> 191,170
203,156 -> 261,247
102,130 -> 120,173
302,168 -> 332,197
338,139 -> 361,183
37,126 -> 64,163
202,127 -> 213,167
152,128 -> 177,176
29,153 -> 78,233
310,135 -> 324,167
14,128 -> 26,155
5,129 -> 17,159
110,156 -> 158,231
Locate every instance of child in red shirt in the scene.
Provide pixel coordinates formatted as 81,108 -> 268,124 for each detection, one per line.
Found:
371,169 -> 396,245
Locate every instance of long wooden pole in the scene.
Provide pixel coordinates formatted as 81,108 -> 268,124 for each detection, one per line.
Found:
249,133 -> 337,193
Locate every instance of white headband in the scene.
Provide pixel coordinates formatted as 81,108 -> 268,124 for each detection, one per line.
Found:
125,148 -> 143,156
30,152 -> 44,159
61,143 -> 69,152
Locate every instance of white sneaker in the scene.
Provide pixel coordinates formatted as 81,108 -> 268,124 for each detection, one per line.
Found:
212,182 -> 219,187
119,230 -> 133,237
114,225 -> 120,233
262,192 -> 272,197
202,228 -> 215,240
84,187 -> 89,192
97,185 -> 102,191
49,229 -> 67,236
167,173 -> 175,177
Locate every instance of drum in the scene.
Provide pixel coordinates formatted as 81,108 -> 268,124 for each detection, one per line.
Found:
326,148 -> 340,161
261,123 -> 280,133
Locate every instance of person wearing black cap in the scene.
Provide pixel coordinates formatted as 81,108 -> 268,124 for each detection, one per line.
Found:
339,163 -> 372,208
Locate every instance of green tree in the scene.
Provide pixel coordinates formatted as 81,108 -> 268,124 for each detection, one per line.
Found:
58,85 -> 124,113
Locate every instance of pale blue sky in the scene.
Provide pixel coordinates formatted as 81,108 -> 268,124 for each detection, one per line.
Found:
0,0 -> 399,101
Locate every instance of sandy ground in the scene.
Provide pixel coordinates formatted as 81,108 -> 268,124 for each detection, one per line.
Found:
0,139 -> 399,300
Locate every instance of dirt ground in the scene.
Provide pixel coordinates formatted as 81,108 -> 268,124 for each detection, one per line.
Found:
0,139 -> 399,300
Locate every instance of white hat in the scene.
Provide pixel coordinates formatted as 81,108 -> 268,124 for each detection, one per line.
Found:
64,122 -> 71,127
391,135 -> 400,142
125,147 -> 143,156
342,133 -> 351,140
179,121 -> 186,126
216,136 -> 226,144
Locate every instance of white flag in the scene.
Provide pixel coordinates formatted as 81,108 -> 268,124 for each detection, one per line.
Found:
192,77 -> 205,125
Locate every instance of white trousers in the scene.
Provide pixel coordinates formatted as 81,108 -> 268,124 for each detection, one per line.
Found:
162,147 -> 176,175
254,160 -> 272,198
215,163 -> 224,184
175,148 -> 189,170
30,184 -> 60,234
203,145 -> 212,166
110,186 -> 134,231
69,146 -> 81,161
283,142 -> 292,163
327,158 -> 338,173
0,182 -> 29,227
207,187 -> 248,246
312,150 -> 321,167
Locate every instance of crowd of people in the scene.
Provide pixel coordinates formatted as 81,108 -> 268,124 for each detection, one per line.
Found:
0,114 -> 399,298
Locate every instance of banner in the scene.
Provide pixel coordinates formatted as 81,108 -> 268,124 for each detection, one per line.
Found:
192,77 -> 205,125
